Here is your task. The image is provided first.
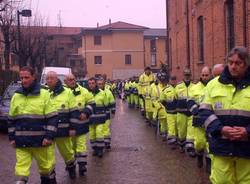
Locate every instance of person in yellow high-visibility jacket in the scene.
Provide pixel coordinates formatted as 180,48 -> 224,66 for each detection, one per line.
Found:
161,88 -> 177,147
151,72 -> 169,138
64,74 -> 94,176
187,66 -> 212,170
198,46 -> 250,184
131,77 -> 140,109
46,71 -> 80,179
87,77 -> 108,158
97,78 -> 116,150
139,67 -> 156,123
8,66 -> 58,184
175,68 -> 195,155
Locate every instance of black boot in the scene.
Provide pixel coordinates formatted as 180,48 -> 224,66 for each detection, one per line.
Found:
205,157 -> 211,174
187,147 -> 196,158
92,147 -> 98,156
49,178 -> 57,184
66,162 -> 76,179
178,141 -> 185,153
97,147 -> 104,158
78,162 -> 87,176
40,177 -> 50,184
197,154 -> 203,168
41,170 -> 57,184
141,110 -> 145,117
105,142 -> 111,150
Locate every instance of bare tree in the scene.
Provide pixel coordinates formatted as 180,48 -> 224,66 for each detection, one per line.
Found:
12,15 -> 50,73
0,0 -> 19,70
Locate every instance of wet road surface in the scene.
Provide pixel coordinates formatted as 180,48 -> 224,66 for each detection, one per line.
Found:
0,99 -> 209,184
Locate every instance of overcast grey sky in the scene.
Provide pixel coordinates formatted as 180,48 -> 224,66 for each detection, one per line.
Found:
27,0 -> 166,28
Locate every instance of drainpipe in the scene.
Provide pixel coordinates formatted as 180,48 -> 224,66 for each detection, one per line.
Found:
243,0 -> 247,47
223,2 -> 227,58
166,0 -> 170,68
186,0 -> 191,68
143,38 -> 146,67
83,29 -> 87,76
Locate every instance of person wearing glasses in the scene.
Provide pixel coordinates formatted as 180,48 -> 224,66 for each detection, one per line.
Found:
187,66 -> 212,171
199,46 -> 250,183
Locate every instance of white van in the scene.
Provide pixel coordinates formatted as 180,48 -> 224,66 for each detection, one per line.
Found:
40,67 -> 72,84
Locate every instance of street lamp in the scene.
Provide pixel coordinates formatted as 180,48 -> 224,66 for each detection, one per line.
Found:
17,9 -> 32,67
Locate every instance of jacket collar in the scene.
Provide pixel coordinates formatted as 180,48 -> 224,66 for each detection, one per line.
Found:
16,80 -> 41,96
50,80 -> 64,96
87,86 -> 100,95
72,84 -> 81,96
219,66 -> 250,89
200,79 -> 210,86
183,80 -> 191,87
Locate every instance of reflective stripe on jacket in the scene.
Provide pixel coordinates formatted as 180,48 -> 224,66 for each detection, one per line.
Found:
49,82 -> 79,137
8,82 -> 58,148
175,81 -> 194,116
88,89 -> 107,125
71,84 -> 94,135
160,84 -> 176,114
187,81 -> 206,126
199,67 -> 250,157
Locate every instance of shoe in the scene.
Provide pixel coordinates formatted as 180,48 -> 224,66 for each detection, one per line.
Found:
97,148 -> 104,158
41,170 -> 57,184
167,138 -> 176,145
105,143 -> 111,150
151,120 -> 157,127
160,133 -> 167,141
187,148 -> 196,158
49,178 -> 57,184
79,163 -> 87,176
205,157 -> 211,174
67,163 -> 76,179
92,147 -> 98,156
179,146 -> 185,153
41,177 -> 56,184
197,154 -> 203,168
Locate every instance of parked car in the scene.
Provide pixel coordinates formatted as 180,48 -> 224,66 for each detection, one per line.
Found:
40,67 -> 72,85
0,82 -> 21,132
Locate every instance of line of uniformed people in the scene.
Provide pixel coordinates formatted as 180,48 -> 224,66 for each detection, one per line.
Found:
8,67 -> 116,184
123,64 -> 225,178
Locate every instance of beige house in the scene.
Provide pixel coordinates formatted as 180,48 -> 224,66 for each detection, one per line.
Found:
80,21 -> 147,79
79,21 -> 166,79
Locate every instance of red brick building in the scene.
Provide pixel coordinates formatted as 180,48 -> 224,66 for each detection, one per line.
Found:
166,0 -> 250,80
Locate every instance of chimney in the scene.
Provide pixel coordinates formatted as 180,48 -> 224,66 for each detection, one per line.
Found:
97,22 -> 99,28
109,18 -> 111,25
